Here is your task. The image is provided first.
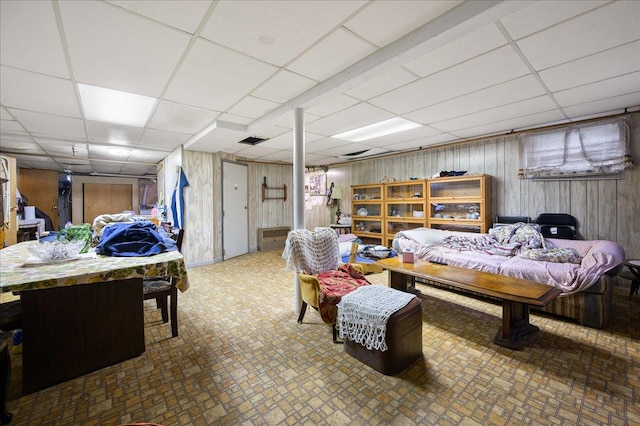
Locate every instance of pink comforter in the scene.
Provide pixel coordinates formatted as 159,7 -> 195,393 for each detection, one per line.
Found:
394,228 -> 625,295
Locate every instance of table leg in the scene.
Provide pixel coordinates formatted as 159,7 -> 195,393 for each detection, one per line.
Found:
493,300 -> 539,350
0,336 -> 12,425
388,271 -> 414,293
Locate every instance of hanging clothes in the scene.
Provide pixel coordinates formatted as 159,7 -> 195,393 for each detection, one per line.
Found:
57,187 -> 71,229
171,167 -> 190,229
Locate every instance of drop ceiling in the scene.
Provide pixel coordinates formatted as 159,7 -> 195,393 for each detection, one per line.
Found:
0,0 -> 638,176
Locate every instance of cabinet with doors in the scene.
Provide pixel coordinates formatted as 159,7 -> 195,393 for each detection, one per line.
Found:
383,180 -> 427,246
350,183 -> 384,244
427,174 -> 492,233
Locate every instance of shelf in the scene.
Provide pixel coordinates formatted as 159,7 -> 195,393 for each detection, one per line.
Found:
262,184 -> 287,202
427,174 -> 491,233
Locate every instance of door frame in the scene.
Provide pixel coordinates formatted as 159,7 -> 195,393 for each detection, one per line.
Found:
222,160 -> 249,260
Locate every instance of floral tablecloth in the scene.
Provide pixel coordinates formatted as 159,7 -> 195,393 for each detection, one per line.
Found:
0,241 -> 189,294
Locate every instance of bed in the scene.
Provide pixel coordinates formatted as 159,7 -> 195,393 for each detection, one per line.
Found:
392,225 -> 625,328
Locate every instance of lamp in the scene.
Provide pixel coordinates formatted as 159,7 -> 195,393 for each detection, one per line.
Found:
331,186 -> 344,224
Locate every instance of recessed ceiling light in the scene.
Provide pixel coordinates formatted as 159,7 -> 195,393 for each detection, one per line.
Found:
332,117 -> 421,142
78,83 -> 156,127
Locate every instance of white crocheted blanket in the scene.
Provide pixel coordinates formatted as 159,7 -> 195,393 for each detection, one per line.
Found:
337,286 -> 415,352
282,227 -> 341,275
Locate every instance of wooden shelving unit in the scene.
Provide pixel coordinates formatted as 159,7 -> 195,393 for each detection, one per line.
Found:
427,174 -> 492,233
262,184 -> 287,202
351,183 -> 384,244
384,180 -> 427,246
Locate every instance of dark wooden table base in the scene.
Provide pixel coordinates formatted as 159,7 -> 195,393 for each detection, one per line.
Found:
21,278 -> 145,393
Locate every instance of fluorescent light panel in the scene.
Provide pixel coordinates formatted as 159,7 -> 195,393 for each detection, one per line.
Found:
332,117 -> 421,142
78,83 -> 156,127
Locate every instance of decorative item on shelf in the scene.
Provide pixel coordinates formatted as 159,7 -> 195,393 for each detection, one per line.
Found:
330,186 -> 343,224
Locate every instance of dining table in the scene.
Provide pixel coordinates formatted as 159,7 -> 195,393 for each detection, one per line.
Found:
0,240 -> 189,393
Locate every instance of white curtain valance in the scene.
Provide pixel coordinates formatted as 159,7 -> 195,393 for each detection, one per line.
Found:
519,117 -> 632,178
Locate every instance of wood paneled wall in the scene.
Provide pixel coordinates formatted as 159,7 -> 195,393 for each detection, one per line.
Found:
175,112 -> 639,266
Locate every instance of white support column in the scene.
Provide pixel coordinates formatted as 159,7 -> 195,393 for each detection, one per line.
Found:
292,107 -> 305,313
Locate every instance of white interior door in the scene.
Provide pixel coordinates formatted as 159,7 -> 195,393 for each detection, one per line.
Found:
222,161 -> 248,260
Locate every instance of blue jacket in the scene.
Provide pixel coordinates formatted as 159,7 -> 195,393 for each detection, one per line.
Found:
96,221 -> 176,257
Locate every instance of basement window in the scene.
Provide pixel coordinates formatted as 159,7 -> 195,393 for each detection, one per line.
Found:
519,117 -> 632,179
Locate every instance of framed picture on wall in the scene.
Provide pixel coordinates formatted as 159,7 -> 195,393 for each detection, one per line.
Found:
309,174 -> 326,196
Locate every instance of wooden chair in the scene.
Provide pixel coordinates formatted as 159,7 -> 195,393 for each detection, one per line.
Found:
143,229 -> 184,337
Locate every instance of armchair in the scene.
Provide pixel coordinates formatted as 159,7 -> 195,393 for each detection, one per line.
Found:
283,227 -> 370,343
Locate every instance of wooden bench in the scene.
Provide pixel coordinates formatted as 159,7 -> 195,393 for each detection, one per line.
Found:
376,257 -> 562,350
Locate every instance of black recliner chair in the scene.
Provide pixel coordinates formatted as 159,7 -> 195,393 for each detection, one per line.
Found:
534,213 -> 578,239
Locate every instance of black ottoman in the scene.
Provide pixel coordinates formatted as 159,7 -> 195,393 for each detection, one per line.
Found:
344,297 -> 422,375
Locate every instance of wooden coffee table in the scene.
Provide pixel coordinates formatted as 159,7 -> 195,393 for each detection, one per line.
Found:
376,257 -> 562,350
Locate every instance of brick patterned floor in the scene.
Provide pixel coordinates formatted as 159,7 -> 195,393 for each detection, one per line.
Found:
5,250 -> 640,425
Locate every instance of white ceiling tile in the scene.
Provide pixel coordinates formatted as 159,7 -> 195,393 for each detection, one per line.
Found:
227,96 -> 280,119
256,150 -> 294,163
9,109 -> 86,138
86,121 -> 145,145
0,66 -> 81,118
386,133 -> 460,151
449,110 -> 567,139
303,153 -> 333,166
553,72 -> 640,107
252,70 -> 317,104
306,103 -> 393,136
0,139 -> 44,154
1,108 -> 13,120
404,24 -> 507,77
562,92 -> 640,120
89,144 -> 134,161
59,159 -> 90,167
43,142 -> 88,159
234,145 -> 281,159
539,41 -> 640,92
120,163 -> 158,175
1,132 -> 35,144
405,75 -> 546,124
216,113 -> 253,126
259,131 -> 323,150
201,0 -> 365,67
314,142 -> 373,157
182,125 -> 247,153
345,0 -> 460,48
136,128 -> 189,150
107,0 -> 212,34
165,38 -> 278,111
305,137 -> 347,154
500,0 -> 608,40
60,0 -> 191,96
148,100 -> 219,134
90,161 -> 125,173
0,119 -> 26,133
372,45 -> 531,114
307,95 -> 360,117
0,1 -> 69,78
249,124 -> 289,140
432,96 -> 558,133
287,28 -> 377,82
127,149 -> 167,163
346,67 -> 418,100
268,110 -> 321,129
13,155 -> 60,166
516,1 -> 640,70
64,165 -> 92,175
